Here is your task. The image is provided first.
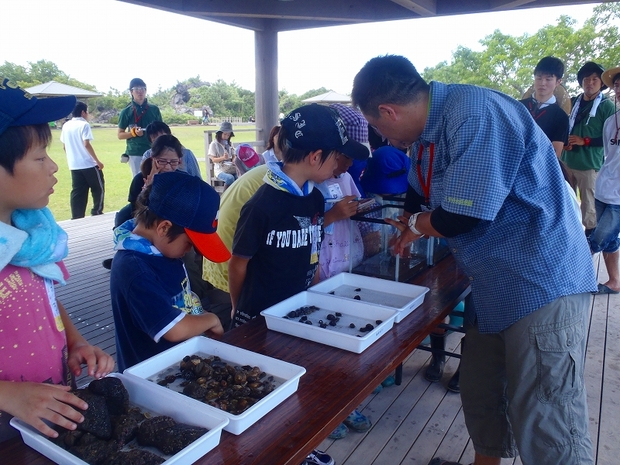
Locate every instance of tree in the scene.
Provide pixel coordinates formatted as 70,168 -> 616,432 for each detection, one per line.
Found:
422,8 -> 620,98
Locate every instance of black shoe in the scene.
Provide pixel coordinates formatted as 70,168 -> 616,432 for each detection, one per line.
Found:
102,258 -> 113,270
447,369 -> 460,393
424,333 -> 446,382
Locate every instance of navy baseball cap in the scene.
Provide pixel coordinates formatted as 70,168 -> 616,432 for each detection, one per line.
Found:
148,171 -> 231,263
281,104 -> 369,161
0,77 -> 76,137
129,78 -> 146,89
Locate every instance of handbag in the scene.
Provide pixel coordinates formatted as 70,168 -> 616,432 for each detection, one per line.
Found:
221,161 -> 237,175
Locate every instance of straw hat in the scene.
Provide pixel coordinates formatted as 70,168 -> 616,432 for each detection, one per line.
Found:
522,84 -> 572,115
602,67 -> 620,89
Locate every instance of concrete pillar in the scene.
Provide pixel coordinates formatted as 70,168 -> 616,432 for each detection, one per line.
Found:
254,28 -> 278,152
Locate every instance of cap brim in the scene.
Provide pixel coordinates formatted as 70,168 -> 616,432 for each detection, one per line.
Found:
339,139 -> 370,161
185,228 -> 231,263
11,95 -> 76,128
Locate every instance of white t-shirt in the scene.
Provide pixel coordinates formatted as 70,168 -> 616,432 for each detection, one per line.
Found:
60,117 -> 96,170
596,112 -> 620,205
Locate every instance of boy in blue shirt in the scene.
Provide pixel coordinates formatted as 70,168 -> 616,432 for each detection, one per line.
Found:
110,171 -> 230,371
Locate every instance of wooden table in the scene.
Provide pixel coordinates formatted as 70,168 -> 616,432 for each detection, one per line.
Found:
2,255 -> 469,465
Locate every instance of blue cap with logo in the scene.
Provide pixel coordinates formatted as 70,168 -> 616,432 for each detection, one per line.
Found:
0,77 -> 76,136
281,104 -> 369,161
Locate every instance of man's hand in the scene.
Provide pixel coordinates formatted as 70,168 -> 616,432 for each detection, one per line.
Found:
384,215 -> 423,256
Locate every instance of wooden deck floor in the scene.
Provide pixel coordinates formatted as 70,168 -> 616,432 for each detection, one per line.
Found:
57,214 -> 620,465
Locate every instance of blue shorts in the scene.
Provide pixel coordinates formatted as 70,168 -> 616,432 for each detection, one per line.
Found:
460,293 -> 593,464
588,199 -> 620,253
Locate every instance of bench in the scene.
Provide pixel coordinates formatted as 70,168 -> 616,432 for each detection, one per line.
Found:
203,128 -> 264,193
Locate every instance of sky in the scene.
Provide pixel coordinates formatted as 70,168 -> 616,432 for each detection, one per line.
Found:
0,0 -> 605,96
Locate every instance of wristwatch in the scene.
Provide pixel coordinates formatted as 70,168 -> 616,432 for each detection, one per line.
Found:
408,212 -> 424,236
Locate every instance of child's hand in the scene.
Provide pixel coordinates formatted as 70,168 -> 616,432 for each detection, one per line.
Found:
0,381 -> 87,438
331,195 -> 359,220
67,342 -> 115,379
207,318 -> 224,336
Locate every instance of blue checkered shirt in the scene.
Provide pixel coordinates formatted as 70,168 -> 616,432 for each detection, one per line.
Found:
409,82 -> 597,333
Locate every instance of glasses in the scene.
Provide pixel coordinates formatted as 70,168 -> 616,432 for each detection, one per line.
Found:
131,86 -> 146,92
155,158 -> 180,168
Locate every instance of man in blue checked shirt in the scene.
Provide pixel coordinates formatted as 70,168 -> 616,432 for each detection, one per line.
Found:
352,55 -> 597,465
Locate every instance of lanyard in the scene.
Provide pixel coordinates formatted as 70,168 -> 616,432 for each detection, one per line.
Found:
132,102 -> 149,125
527,100 -> 546,121
416,142 -> 435,205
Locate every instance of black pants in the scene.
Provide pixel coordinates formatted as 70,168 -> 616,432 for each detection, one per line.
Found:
70,167 -> 105,219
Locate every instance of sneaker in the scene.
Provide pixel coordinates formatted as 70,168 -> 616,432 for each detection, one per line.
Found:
343,409 -> 371,432
328,422 -> 348,439
303,449 -> 334,465
102,258 -> 113,270
381,375 -> 395,387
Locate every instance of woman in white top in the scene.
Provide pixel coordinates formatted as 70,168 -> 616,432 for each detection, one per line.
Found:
208,121 -> 236,186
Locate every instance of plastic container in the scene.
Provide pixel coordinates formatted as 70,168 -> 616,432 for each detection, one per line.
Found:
124,336 -> 306,435
309,272 -> 429,323
261,291 -> 398,353
10,373 -> 228,465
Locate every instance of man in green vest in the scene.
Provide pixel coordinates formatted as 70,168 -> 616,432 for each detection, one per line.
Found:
117,78 -> 162,176
562,62 -> 615,235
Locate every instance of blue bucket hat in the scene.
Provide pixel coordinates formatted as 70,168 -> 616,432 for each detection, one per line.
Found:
361,146 -> 411,195
0,77 -> 76,137
148,171 -> 231,263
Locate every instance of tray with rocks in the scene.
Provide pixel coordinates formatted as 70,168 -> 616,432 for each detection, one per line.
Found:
261,291 -> 398,353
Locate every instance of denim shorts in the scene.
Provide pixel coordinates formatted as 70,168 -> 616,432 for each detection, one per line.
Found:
588,199 -> 620,253
460,293 -> 593,465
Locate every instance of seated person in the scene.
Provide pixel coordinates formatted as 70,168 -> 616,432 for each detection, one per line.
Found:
208,122 -> 236,187
110,171 -> 230,371
234,143 -> 265,176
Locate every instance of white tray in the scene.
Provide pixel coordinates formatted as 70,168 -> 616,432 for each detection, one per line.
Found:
308,272 -> 429,323
124,336 -> 306,435
260,291 -> 398,353
10,373 -> 228,465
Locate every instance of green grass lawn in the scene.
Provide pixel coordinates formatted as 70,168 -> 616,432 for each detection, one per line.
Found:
47,124 -> 258,221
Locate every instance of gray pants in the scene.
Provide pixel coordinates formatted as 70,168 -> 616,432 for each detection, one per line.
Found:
460,293 -> 593,465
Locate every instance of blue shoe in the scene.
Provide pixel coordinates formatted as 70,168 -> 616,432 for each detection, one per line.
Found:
381,375 -> 395,387
372,384 -> 383,394
328,422 -> 348,439
304,449 -> 335,465
343,409 -> 371,432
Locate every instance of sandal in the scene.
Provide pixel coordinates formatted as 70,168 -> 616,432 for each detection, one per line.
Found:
343,409 -> 371,432
428,458 -> 463,465
328,422 -> 348,439
303,449 -> 334,465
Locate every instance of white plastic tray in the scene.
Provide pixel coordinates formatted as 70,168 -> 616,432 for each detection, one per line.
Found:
308,272 -> 429,323
10,373 -> 228,465
260,291 -> 398,353
124,336 -> 306,435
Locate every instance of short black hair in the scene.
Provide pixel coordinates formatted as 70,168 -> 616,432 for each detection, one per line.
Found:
146,121 -> 171,142
0,124 -> 52,175
72,101 -> 88,118
352,55 -> 430,118
151,134 -> 183,159
276,125 -> 334,165
534,56 -> 564,79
